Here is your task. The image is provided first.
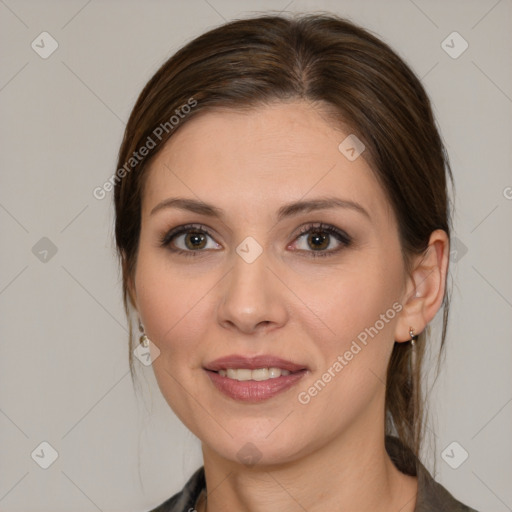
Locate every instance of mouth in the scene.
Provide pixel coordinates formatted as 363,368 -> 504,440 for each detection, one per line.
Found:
203,354 -> 308,402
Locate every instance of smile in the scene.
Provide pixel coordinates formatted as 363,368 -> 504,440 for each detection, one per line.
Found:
217,367 -> 291,381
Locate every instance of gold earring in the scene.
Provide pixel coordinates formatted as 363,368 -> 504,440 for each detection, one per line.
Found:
409,326 -> 417,370
138,319 -> 150,348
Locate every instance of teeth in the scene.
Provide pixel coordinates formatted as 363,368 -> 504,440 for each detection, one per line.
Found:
217,367 -> 292,381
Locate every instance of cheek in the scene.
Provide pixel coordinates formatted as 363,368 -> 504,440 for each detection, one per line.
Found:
134,250 -> 216,365
288,257 -> 404,424
293,256 -> 402,351
290,268 -> 401,427
134,254 -> 216,428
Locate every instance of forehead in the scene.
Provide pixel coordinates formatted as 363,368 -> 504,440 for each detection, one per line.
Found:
142,101 -> 394,227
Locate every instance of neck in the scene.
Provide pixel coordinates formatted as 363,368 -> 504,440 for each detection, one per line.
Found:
199,414 -> 417,512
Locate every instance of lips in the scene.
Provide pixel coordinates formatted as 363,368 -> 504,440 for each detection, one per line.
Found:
203,354 -> 308,402
204,354 -> 307,373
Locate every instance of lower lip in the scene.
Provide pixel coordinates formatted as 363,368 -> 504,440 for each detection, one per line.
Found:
205,369 -> 307,402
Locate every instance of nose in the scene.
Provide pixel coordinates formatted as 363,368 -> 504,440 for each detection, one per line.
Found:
216,248 -> 289,335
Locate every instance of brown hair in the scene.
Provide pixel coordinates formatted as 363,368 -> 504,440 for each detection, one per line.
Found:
114,13 -> 453,458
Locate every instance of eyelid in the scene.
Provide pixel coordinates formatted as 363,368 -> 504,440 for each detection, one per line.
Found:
293,222 -> 351,242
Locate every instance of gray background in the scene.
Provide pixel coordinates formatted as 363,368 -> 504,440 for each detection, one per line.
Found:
0,0 -> 511,511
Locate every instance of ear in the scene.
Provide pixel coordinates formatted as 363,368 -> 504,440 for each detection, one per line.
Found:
394,229 -> 450,342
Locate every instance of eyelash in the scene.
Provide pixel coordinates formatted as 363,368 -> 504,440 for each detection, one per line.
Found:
159,222 -> 352,258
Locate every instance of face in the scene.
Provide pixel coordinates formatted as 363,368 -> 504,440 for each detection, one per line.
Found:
131,101 -> 410,466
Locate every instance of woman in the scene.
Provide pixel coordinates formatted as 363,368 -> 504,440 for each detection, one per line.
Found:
113,13 -> 479,512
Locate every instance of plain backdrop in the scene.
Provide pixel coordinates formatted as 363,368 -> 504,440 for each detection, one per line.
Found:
0,1 -> 511,511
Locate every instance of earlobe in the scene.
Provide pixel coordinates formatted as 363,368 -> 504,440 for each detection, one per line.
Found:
394,229 -> 449,342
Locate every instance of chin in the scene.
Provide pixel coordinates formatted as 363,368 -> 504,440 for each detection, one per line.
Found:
200,425 -> 314,469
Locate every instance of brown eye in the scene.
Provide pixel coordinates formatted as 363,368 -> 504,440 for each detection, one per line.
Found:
184,231 -> 208,250
160,224 -> 221,256
306,230 -> 330,251
291,223 -> 352,258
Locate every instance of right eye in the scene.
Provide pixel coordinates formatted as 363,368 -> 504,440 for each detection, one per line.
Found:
159,224 -> 222,257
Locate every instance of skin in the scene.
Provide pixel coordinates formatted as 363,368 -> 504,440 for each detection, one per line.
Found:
128,100 -> 449,512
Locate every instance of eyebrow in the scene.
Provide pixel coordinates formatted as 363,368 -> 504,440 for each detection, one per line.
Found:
150,196 -> 370,221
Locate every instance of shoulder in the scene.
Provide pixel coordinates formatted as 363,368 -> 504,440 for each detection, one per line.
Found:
417,470 -> 480,512
146,466 -> 205,512
385,436 -> 481,512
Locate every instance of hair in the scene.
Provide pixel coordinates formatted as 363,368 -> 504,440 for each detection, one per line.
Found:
113,12 -> 453,459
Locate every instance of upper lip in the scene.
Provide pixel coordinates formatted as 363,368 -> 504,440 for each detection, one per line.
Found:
204,354 -> 307,373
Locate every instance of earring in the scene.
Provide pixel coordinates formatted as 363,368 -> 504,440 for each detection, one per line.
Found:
138,318 -> 150,348
409,326 -> 417,370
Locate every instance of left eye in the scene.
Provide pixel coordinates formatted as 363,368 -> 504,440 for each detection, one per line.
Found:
290,223 -> 352,257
